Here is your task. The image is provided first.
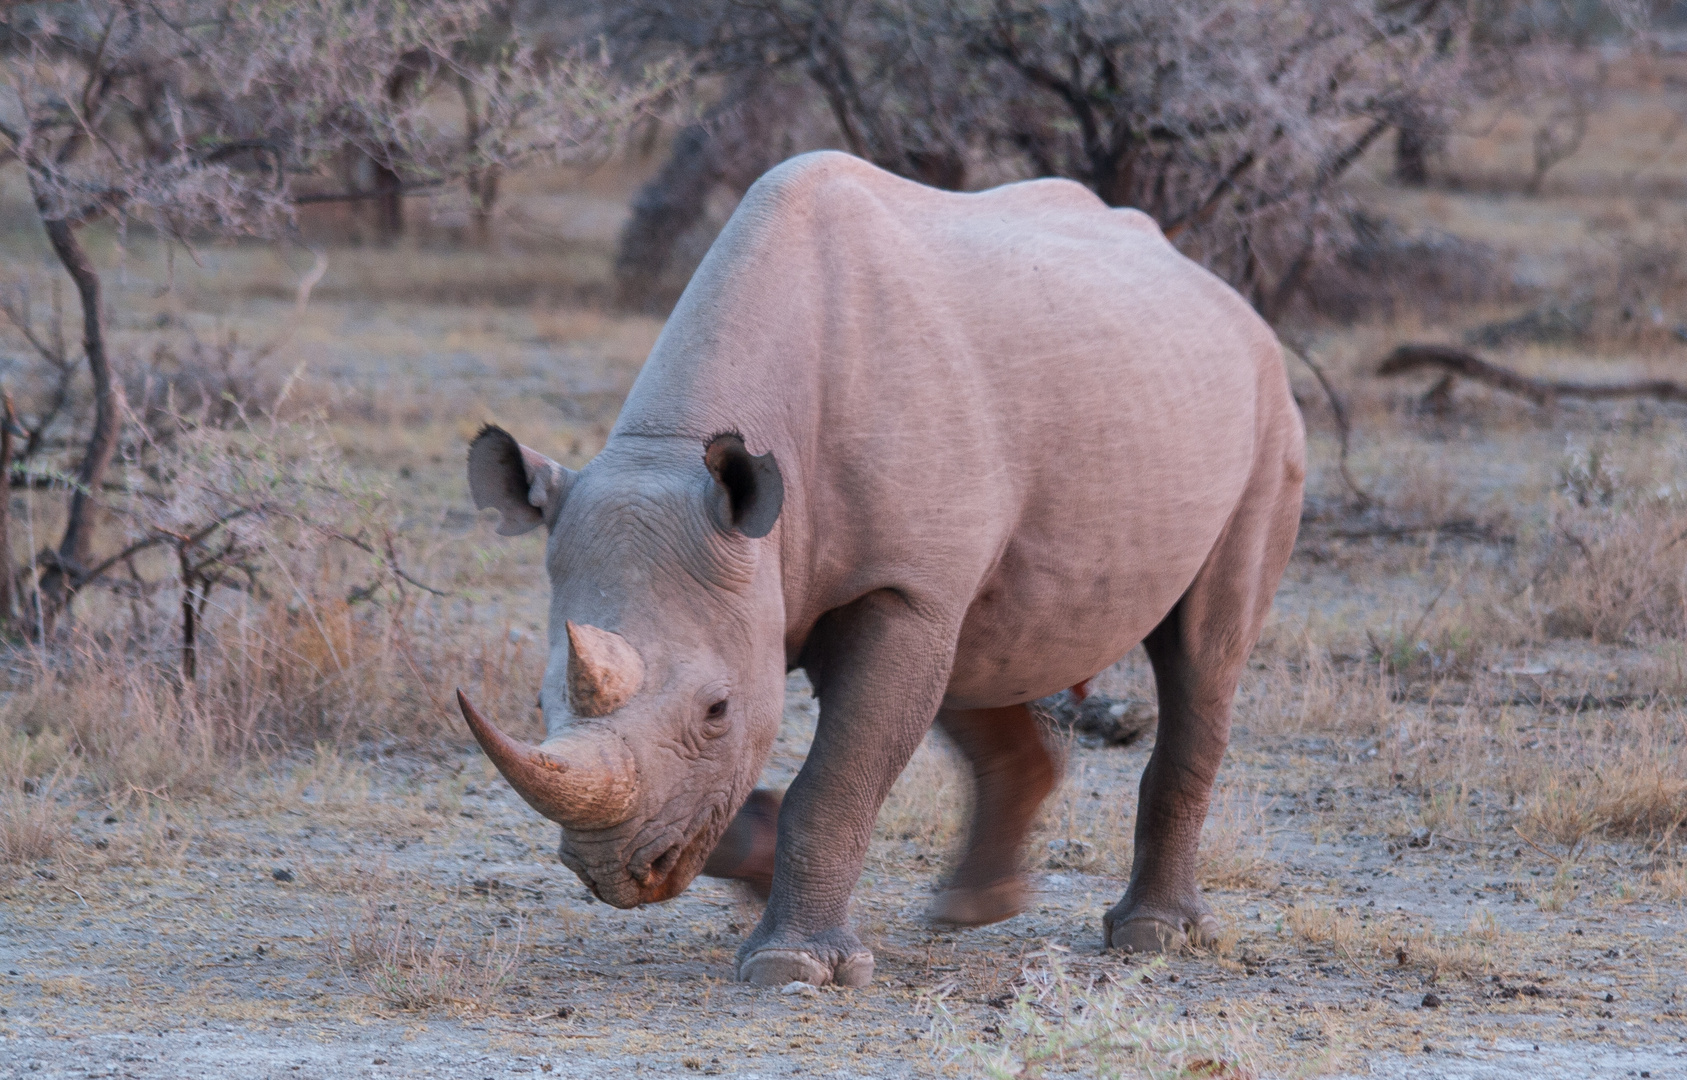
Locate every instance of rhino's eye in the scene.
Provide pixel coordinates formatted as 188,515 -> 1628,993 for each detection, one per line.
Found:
705,699 -> 728,720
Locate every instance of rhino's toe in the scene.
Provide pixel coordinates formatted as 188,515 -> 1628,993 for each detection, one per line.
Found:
1105,913 -> 1221,954
929,878 -> 1026,927
737,946 -> 874,988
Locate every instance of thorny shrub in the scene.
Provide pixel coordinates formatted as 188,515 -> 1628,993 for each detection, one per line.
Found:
0,405 -> 539,814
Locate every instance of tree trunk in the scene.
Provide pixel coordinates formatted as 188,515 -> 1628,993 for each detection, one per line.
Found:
0,391 -> 16,628
372,160 -> 404,243
179,546 -> 198,681
468,165 -> 500,247
38,217 -> 119,615
613,123 -> 719,312
1394,123 -> 1431,187
613,76 -> 797,312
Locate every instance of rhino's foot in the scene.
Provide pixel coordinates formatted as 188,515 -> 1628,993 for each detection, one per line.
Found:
735,928 -> 873,988
929,877 -> 1026,927
1102,900 -> 1220,954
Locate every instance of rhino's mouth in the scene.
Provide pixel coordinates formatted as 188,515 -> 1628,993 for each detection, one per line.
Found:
631,828 -> 719,904
562,814 -> 724,908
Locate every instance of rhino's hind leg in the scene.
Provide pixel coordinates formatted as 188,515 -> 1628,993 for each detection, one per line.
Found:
929,703 -> 1061,927
1104,416 -> 1302,954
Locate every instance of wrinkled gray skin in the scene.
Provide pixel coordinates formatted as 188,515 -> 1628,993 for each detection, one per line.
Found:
466,151 -> 1305,987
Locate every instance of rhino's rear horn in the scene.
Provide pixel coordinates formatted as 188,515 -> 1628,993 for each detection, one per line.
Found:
566,621 -> 645,717
456,689 -> 637,830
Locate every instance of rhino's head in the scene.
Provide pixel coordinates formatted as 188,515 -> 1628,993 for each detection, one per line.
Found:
459,424 -> 786,908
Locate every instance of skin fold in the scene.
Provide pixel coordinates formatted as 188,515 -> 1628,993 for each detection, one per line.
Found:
464,150 -> 1305,987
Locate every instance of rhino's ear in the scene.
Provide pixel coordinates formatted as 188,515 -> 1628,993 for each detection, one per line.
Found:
704,433 -> 783,539
468,425 -> 573,536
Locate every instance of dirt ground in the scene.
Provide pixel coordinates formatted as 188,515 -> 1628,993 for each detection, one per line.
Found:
2,636 -> 1685,1078
4,95 -> 1687,1079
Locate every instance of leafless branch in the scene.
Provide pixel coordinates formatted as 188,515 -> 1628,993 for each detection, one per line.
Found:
1377,344 -> 1687,408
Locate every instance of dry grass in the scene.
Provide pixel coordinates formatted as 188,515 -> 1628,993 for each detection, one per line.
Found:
1539,495 -> 1687,643
0,743 -> 75,866
0,591 -> 538,803
932,952 -> 1265,1080
1279,902 -> 1496,981
874,731 -> 968,863
325,893 -> 526,1013
1199,786 -> 1277,891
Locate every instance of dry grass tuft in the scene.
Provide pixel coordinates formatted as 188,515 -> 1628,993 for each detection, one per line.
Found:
0,602 -> 533,801
1521,750 -> 1687,848
0,768 -> 76,867
931,952 -> 1264,1080
1279,902 -> 1497,980
325,896 -> 525,1013
0,728 -> 77,865
1200,786 -> 1277,890
1537,445 -> 1687,642
874,732 -> 967,859
1244,645 -> 1397,737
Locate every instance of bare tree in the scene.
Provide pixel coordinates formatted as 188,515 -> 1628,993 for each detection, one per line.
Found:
0,0 -> 673,625
604,0 -> 1472,319
602,0 -> 985,308
954,1 -> 1477,319
607,0 -> 1650,318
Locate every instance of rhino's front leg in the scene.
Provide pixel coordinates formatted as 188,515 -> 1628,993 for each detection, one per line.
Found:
735,591 -> 956,987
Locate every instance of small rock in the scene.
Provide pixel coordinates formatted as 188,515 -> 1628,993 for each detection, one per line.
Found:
1421,992 -> 1441,1009
271,868 -> 294,883
372,1059 -> 387,1066
779,980 -> 819,996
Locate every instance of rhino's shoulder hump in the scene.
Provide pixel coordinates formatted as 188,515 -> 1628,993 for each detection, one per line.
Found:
739,151 -> 908,220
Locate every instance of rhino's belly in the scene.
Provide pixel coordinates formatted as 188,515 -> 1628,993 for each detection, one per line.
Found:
940,529 -> 1214,711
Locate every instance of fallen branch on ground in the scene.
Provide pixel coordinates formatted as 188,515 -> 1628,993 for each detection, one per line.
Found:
1377,343 -> 1687,407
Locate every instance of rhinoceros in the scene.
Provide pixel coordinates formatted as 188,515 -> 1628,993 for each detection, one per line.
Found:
459,150 -> 1304,988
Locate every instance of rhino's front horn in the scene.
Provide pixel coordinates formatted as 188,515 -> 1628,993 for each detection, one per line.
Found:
456,689 -> 637,830
566,620 -> 644,717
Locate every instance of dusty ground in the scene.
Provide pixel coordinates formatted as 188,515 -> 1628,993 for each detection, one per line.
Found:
4,97 -> 1687,1079
2,632 -> 1685,1078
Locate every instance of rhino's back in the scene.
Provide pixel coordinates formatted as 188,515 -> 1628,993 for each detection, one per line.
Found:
619,152 -> 1295,696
